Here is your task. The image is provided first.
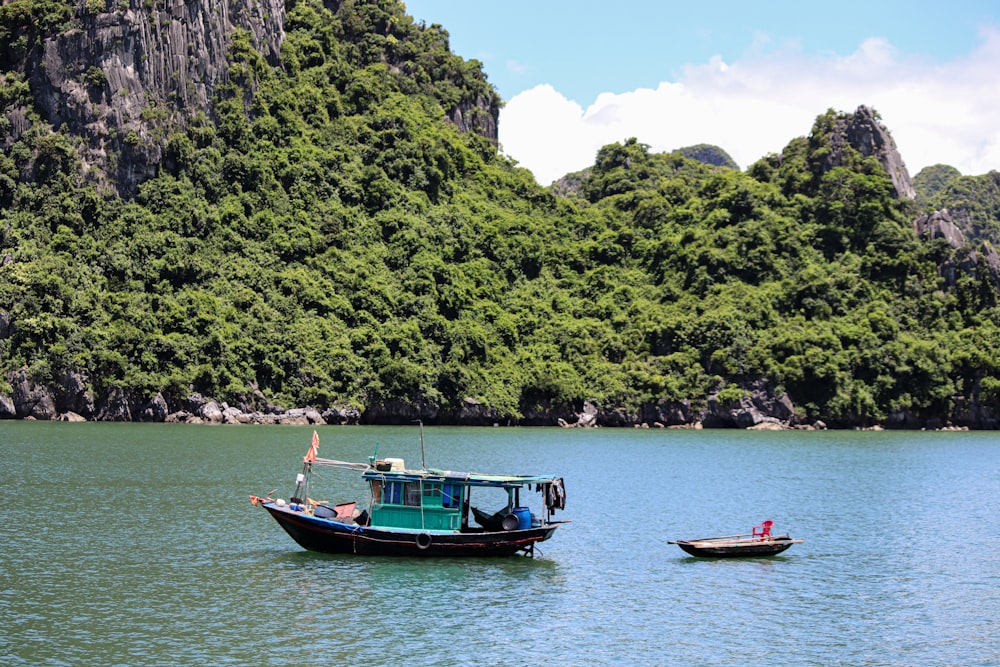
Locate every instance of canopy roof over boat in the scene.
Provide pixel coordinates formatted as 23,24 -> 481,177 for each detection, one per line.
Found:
310,457 -> 559,488
373,467 -> 560,488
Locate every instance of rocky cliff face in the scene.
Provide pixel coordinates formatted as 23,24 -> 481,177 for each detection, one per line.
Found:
446,93 -> 498,145
823,105 -> 916,200
915,208 -> 1000,290
7,0 -> 286,196
4,0 -> 500,196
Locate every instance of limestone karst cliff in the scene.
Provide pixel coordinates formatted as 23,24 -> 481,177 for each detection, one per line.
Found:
1,0 -> 499,197
3,0 -> 286,195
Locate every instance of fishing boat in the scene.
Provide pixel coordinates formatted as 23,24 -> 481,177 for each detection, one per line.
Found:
250,430 -> 568,557
669,521 -> 803,558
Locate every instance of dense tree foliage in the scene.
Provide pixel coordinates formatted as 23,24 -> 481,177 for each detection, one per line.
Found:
923,170 -> 1000,246
913,164 -> 962,205
1,1 -> 998,425
676,144 -> 739,170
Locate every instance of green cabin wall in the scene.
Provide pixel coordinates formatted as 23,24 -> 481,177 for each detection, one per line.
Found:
370,504 -> 461,530
369,479 -> 464,531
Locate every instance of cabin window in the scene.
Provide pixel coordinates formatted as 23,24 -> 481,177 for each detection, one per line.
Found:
404,482 -> 421,506
422,482 -> 461,509
442,484 -> 460,509
384,482 -> 403,504
382,481 -> 459,508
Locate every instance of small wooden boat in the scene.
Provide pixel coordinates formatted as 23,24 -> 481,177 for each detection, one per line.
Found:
251,429 -> 568,557
669,521 -> 802,558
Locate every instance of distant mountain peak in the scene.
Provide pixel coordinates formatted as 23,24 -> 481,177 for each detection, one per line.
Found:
824,105 -> 916,200
675,144 -> 738,170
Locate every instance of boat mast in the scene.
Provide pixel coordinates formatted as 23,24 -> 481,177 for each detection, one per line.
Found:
292,461 -> 310,503
293,431 -> 319,504
414,419 -> 426,470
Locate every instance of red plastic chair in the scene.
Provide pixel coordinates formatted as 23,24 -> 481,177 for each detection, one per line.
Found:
752,520 -> 773,540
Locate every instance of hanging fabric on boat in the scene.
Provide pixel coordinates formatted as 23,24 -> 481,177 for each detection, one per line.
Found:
304,430 -> 319,463
541,477 -> 566,512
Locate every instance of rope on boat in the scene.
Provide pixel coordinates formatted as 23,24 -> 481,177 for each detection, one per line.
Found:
309,458 -> 371,471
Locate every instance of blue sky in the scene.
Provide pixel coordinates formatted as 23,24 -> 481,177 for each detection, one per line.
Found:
404,1 -> 1000,185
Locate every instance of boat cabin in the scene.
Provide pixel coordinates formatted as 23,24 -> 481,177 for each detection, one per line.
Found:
362,458 -> 561,533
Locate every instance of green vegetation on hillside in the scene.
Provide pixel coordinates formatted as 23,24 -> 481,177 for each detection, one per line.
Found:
1,0 -> 998,425
913,164 -> 962,205
676,144 -> 739,170
924,170 -> 1000,246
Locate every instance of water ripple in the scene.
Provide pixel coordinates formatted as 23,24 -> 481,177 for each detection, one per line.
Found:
3,424 -> 1000,666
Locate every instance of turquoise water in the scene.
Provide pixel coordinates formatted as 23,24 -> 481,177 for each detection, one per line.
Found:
2,423 -> 999,666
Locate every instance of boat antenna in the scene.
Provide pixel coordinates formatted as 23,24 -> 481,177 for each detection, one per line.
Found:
413,419 -> 426,470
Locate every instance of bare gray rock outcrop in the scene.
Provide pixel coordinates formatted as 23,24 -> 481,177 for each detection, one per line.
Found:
56,370 -> 96,418
445,396 -> 506,426
1,392 -> 18,419
823,105 -> 916,200
322,405 -> 363,425
96,387 -> 133,421
914,209 -> 1000,289
140,392 -> 170,422
558,401 -> 598,428
9,368 -> 57,419
638,399 -> 693,427
701,382 -> 795,429
446,94 -> 498,145
915,209 -> 966,248
982,242 -> 1000,288
361,398 -> 439,425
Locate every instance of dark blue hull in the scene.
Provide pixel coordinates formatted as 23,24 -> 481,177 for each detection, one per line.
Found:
264,503 -> 561,557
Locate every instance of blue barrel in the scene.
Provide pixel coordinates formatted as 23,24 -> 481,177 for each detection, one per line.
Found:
513,507 -> 531,530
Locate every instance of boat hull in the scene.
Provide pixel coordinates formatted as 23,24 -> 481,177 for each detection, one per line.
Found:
264,503 -> 560,557
672,536 -> 801,558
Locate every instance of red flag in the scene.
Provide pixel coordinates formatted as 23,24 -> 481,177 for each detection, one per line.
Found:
304,430 -> 319,463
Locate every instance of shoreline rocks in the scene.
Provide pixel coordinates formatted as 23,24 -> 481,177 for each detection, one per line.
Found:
1,368 -> 996,430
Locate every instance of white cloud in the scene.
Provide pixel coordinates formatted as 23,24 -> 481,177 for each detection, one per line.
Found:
499,27 -> 1000,185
